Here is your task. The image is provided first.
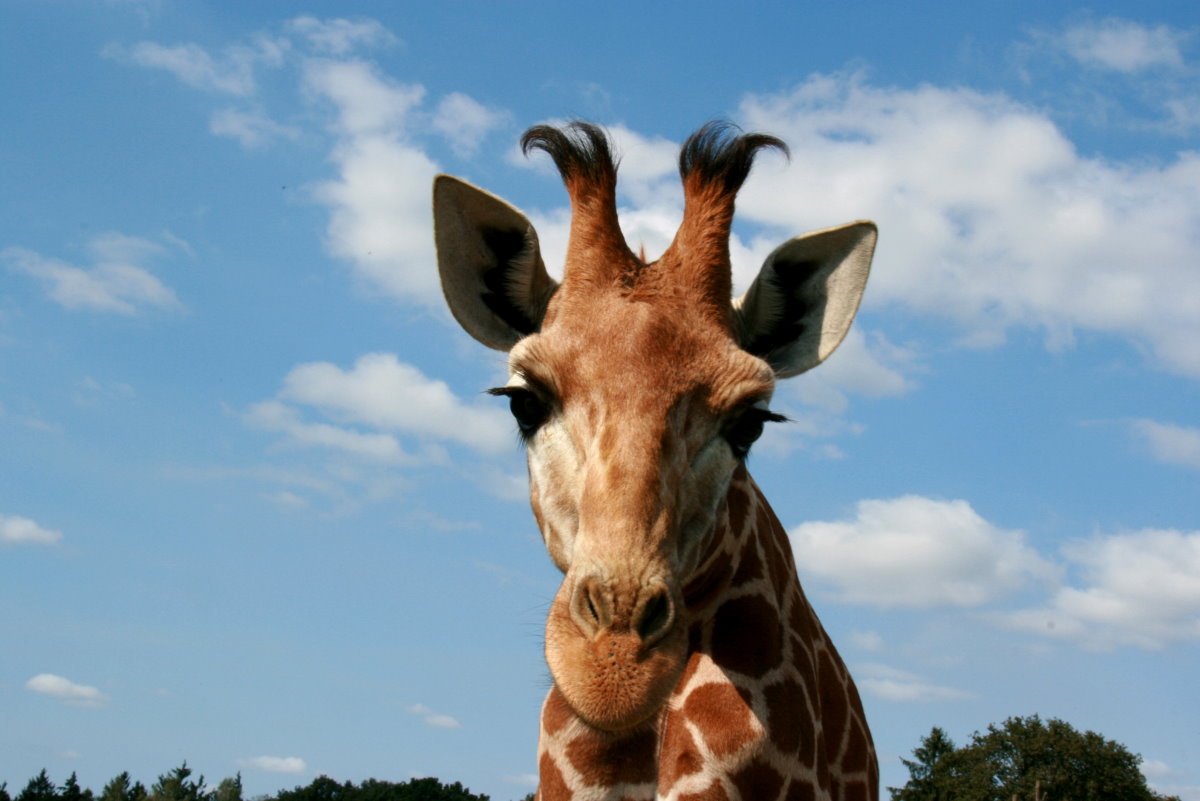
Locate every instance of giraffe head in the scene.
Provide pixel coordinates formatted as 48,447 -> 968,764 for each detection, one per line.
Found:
434,122 -> 875,733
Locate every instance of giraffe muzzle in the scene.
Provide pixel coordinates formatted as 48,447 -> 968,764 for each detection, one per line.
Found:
546,571 -> 689,732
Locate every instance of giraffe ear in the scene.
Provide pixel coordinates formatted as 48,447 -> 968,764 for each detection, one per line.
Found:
433,174 -> 558,351
734,221 -> 877,378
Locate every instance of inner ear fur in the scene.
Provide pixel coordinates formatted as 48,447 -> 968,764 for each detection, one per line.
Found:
735,221 -> 877,378
433,174 -> 558,351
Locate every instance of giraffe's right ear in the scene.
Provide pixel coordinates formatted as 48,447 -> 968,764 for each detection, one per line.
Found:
433,174 -> 558,351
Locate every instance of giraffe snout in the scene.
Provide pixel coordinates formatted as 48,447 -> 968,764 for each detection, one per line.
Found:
568,574 -> 678,650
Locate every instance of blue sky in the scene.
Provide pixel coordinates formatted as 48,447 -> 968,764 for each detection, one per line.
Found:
2,2 -> 1198,799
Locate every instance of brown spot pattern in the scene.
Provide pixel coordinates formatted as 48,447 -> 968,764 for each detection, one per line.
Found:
683,681 -> 757,758
731,761 -> 785,801
712,594 -> 782,677
538,752 -> 571,801
678,780 -> 730,801
732,536 -> 763,585
543,687 -> 574,736
566,726 -> 656,786
659,713 -> 703,785
816,648 -> 849,747
764,676 -> 805,757
784,779 -> 817,801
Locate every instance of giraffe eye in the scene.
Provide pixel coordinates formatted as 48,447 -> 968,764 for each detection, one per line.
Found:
489,386 -> 551,437
724,407 -> 786,459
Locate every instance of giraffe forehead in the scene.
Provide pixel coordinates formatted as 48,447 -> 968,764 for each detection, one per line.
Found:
510,295 -> 775,416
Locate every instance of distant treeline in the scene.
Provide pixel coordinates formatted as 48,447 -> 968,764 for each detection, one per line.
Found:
0,765 -> 530,801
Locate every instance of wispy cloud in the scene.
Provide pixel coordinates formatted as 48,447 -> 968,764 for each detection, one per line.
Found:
286,16 -> 399,55
3,233 -> 181,315
1002,528 -> 1200,650
108,37 -> 285,96
406,703 -> 461,729
1058,17 -> 1188,73
1,514 -> 63,546
855,664 -> 975,702
432,93 -> 506,157
210,107 -> 300,148
1131,419 -> 1200,470
26,674 -> 109,707
276,353 -> 511,455
236,756 -> 308,774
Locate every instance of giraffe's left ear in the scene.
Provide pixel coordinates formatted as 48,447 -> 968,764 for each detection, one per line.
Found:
734,221 -> 877,378
433,174 -> 559,351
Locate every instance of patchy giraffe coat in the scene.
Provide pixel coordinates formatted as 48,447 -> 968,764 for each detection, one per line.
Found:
434,121 -> 879,801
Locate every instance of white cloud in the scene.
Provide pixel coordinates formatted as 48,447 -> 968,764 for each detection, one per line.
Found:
236,756 -> 308,774
786,327 -> 917,418
1131,419 -> 1200,470
736,73 -> 1200,377
114,38 -> 285,96
847,630 -> 885,652
406,703 -> 461,729
245,400 -> 414,464
3,233 -> 181,315
1004,528 -> 1200,650
432,93 -> 506,157
302,59 -> 440,305
210,107 -> 300,148
854,663 -> 975,702
502,775 -> 539,788
304,59 -> 424,137
276,353 -> 511,455
1,515 -> 63,545
287,16 -> 398,55
26,674 -> 109,707
790,496 -> 1057,608
1059,18 -> 1187,73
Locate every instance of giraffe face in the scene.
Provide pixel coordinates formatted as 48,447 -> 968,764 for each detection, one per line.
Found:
501,290 -> 777,731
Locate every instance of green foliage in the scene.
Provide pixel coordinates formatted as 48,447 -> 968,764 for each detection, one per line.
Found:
99,773 -> 146,801
4,770 -> 499,801
61,774 -> 94,801
17,770 -> 58,801
889,715 -> 1178,801
213,776 -> 242,801
149,763 -> 208,801
279,776 -> 487,801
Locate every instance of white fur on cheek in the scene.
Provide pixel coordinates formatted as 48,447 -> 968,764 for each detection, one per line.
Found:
526,417 -> 582,572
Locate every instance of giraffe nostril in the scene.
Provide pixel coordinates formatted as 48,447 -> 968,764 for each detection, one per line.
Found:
584,584 -> 601,625
635,588 -> 674,646
571,576 -> 612,635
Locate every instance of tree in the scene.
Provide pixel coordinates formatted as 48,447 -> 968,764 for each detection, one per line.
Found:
100,773 -> 146,801
890,715 -> 1179,801
60,774 -> 93,801
213,776 -> 242,801
891,726 -> 957,801
2,781 -> 12,801
17,771 -> 58,801
149,763 -> 209,801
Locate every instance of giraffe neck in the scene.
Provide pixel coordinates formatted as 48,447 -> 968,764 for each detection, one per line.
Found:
536,467 -> 878,801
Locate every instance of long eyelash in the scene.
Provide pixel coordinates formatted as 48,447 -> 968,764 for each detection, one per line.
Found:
754,409 -> 789,425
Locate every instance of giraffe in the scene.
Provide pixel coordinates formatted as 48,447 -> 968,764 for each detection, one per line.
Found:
433,121 -> 878,801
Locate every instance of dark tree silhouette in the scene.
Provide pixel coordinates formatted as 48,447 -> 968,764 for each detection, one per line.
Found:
890,715 -> 1179,801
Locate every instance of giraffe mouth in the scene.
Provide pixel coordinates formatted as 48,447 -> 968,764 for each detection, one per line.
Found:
544,574 -> 689,732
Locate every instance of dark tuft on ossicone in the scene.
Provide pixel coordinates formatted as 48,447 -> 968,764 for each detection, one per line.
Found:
679,121 -> 788,193
521,121 -> 619,187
